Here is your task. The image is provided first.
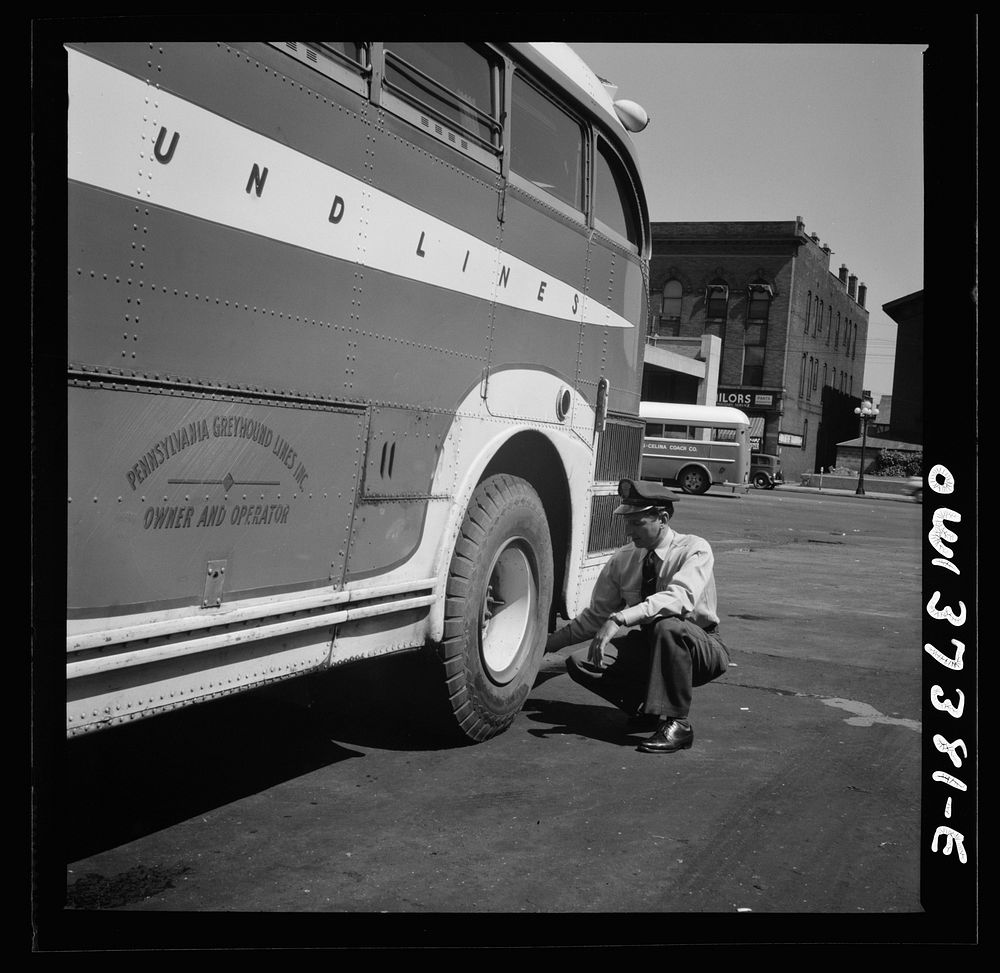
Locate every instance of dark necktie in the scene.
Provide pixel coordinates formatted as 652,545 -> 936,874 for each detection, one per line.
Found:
641,550 -> 660,600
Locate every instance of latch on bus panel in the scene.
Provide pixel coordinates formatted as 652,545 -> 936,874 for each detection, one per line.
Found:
594,377 -> 610,436
203,559 -> 227,608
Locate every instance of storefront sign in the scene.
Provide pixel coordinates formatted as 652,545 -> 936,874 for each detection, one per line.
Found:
778,432 -> 803,447
717,388 -> 781,410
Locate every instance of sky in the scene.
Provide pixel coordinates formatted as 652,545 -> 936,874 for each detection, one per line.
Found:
570,43 -> 926,404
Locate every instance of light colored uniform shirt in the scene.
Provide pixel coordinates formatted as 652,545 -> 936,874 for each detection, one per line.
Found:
548,525 -> 719,650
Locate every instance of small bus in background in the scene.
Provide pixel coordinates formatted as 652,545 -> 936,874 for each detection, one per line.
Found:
639,402 -> 751,495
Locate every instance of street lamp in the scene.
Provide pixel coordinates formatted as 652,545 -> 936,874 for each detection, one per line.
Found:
853,397 -> 879,496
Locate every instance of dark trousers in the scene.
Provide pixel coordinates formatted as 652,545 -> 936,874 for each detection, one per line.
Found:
565,618 -> 730,720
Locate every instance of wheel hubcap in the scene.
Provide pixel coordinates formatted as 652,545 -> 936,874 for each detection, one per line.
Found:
480,539 -> 536,684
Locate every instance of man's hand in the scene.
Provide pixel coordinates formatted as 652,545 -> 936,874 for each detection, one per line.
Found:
587,617 -> 621,668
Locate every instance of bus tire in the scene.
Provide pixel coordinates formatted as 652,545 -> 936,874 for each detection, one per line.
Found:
678,466 -> 710,495
437,474 -> 554,742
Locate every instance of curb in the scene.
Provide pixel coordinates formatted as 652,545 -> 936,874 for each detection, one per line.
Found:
772,483 -> 919,503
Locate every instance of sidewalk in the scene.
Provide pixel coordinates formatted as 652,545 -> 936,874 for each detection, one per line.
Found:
771,482 -> 919,503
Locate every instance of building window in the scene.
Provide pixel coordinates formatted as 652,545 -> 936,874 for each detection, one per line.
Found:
799,352 -> 807,398
747,283 -> 772,322
510,72 -> 584,210
806,357 -> 813,399
822,363 -> 828,386
818,300 -> 824,334
826,306 -> 833,344
742,346 -> 765,387
812,358 -> 819,391
850,375 -> 854,395
742,319 -> 767,386
835,312 -> 840,348
803,419 -> 808,447
705,283 -> 729,320
805,290 -> 811,332
813,296 -> 820,335
852,323 -> 858,359
660,279 -> 683,323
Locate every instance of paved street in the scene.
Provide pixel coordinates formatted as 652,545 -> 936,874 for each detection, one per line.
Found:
50,488 -> 927,944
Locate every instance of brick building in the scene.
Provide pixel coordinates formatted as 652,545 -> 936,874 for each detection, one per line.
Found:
646,218 -> 870,482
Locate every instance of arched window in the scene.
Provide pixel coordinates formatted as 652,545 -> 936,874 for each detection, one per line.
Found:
742,284 -> 771,386
799,352 -> 807,397
705,282 -> 729,320
661,279 -> 683,321
805,290 -> 811,332
835,312 -> 840,348
822,363 -> 828,386
747,283 -> 773,322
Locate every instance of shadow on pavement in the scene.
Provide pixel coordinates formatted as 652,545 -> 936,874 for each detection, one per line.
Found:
520,696 -> 648,747
59,650 -> 638,863
59,651 -> 473,862
60,688 -> 367,862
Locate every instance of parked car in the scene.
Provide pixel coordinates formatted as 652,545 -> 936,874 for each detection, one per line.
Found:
750,453 -> 784,490
905,476 -> 923,502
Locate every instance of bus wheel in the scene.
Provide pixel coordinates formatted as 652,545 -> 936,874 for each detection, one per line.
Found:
678,466 -> 710,495
438,474 -> 554,742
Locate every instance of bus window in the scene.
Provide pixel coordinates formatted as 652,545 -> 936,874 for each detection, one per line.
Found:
644,422 -> 663,438
274,41 -> 370,96
382,42 -> 502,161
318,42 -> 368,68
510,73 -> 584,211
594,137 -> 640,248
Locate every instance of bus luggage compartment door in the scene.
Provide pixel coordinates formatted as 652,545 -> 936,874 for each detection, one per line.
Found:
67,383 -> 366,618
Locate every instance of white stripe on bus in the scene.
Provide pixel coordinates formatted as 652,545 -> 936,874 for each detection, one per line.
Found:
67,47 -> 634,331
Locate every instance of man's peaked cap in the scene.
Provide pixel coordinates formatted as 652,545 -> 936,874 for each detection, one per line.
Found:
613,478 -> 678,516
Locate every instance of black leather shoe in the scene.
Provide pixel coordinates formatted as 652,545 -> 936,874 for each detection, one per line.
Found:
637,719 -> 693,753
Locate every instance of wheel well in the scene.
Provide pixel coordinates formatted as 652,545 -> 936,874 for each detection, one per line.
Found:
481,431 -> 570,619
678,463 -> 710,481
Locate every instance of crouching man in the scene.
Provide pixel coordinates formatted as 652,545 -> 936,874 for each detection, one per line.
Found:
545,479 -> 730,753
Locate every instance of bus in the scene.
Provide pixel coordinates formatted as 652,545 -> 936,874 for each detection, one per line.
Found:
639,402 -> 751,495
65,41 -> 651,742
